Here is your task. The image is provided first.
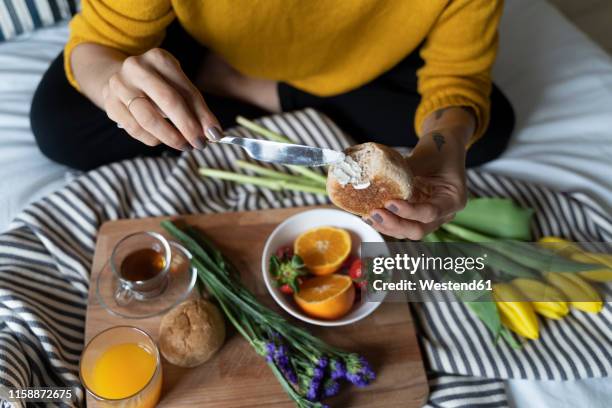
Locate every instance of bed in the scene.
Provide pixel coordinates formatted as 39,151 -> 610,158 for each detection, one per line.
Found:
0,0 -> 611,229
0,0 -> 610,406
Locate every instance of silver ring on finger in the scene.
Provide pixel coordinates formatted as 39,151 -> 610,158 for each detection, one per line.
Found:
126,95 -> 148,111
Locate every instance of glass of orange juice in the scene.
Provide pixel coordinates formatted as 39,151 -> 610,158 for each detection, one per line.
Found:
80,326 -> 162,407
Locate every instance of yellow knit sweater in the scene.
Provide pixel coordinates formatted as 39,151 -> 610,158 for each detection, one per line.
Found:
65,0 -> 502,142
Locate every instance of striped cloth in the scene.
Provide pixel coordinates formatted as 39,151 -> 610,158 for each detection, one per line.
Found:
0,0 -> 76,42
0,109 -> 610,407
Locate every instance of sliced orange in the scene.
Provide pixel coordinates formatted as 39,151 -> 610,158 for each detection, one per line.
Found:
294,274 -> 355,320
294,227 -> 351,275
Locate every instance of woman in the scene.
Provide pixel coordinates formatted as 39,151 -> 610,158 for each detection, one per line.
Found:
30,0 -> 514,240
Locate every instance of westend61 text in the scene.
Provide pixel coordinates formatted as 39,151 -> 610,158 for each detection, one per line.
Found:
372,279 -> 493,292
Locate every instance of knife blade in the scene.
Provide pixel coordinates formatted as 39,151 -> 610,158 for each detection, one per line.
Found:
216,136 -> 345,167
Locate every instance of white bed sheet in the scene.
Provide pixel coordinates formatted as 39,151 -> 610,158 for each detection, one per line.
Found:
0,0 -> 610,405
489,0 -> 612,214
0,24 -> 70,231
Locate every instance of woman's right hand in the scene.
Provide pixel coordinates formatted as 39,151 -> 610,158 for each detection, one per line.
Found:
102,48 -> 221,150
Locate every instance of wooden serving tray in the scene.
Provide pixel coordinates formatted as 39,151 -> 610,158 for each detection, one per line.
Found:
86,207 -> 428,407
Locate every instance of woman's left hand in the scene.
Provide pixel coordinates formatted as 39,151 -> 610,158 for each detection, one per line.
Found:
364,107 -> 473,240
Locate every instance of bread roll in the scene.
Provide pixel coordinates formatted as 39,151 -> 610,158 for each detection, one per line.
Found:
159,299 -> 225,367
327,142 -> 412,216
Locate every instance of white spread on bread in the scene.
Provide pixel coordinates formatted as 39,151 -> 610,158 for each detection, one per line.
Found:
327,142 -> 412,216
330,156 -> 371,190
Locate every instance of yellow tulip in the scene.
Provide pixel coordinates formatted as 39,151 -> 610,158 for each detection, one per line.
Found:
569,252 -> 612,282
537,236 -> 569,245
537,236 -> 580,258
511,278 -> 569,319
577,267 -> 612,282
493,283 -> 539,340
544,272 -> 603,314
569,252 -> 612,267
538,237 -> 612,282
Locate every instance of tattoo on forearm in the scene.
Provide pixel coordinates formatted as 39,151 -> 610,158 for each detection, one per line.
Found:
432,133 -> 445,152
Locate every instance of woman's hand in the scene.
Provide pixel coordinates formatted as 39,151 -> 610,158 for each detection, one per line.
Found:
71,43 -> 221,150
365,107 -> 474,240
103,48 -> 222,150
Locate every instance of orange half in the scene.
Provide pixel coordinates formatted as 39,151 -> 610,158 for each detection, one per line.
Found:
294,274 -> 355,320
294,227 -> 351,275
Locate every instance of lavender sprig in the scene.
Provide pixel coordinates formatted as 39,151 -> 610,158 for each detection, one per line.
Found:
330,359 -> 346,380
323,379 -> 340,398
345,355 -> 376,387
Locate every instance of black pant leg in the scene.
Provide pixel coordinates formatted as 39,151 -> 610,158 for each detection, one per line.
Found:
278,50 -> 515,168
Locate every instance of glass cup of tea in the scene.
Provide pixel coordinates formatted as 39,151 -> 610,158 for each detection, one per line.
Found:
111,232 -> 171,305
80,326 -> 162,408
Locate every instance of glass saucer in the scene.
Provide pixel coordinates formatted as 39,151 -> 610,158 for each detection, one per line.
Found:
96,241 -> 197,319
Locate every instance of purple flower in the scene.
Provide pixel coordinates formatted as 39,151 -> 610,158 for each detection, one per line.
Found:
344,355 -> 376,387
284,367 -> 298,385
313,367 -> 325,381
323,379 -> 340,398
358,356 -> 376,382
330,360 -> 346,380
316,356 -> 329,369
265,342 -> 275,362
346,372 -> 369,387
306,377 -> 321,401
272,344 -> 298,384
345,371 -> 361,385
275,345 -> 289,361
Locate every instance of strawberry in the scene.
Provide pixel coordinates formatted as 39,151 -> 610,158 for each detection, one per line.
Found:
280,284 -> 294,294
275,245 -> 294,261
269,254 -> 306,294
348,258 -> 363,280
355,280 -> 368,289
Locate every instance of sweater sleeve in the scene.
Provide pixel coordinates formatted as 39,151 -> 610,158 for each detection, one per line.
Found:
64,0 -> 175,90
415,0 -> 503,145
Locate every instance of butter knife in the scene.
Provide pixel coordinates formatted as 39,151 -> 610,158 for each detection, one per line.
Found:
213,134 -> 345,167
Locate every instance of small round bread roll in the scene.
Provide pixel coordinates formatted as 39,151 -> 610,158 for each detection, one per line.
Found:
327,142 -> 413,216
159,299 -> 225,367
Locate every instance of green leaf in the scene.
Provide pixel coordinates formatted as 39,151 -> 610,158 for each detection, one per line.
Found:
422,230 -> 443,243
466,301 -> 500,334
499,327 -> 521,349
291,254 -> 305,269
437,229 -> 538,277
465,301 -> 521,348
441,223 -> 599,272
269,256 -> 280,277
453,198 -> 533,241
289,278 -> 300,294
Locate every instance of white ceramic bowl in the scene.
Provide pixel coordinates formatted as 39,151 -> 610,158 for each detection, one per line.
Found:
262,208 -> 385,327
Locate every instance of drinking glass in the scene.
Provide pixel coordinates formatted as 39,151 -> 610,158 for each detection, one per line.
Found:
80,326 -> 163,408
111,232 -> 171,305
